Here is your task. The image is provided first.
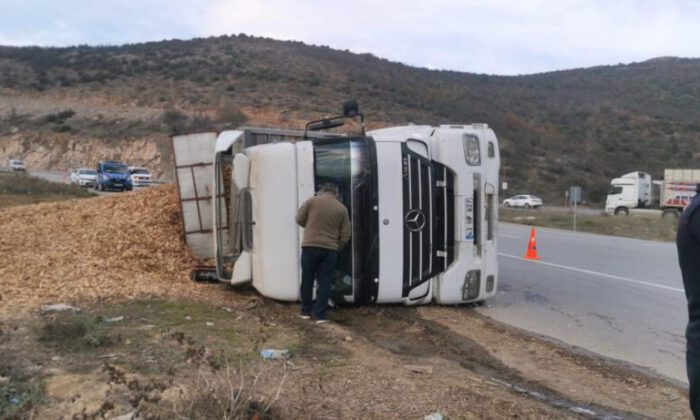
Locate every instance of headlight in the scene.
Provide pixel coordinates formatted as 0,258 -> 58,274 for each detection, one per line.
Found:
486,275 -> 495,293
463,134 -> 481,166
463,270 -> 481,300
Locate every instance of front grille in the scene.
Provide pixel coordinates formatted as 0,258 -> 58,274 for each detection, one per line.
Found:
401,144 -> 434,297
434,162 -> 455,271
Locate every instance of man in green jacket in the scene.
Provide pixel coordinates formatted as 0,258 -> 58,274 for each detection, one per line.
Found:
296,183 -> 351,323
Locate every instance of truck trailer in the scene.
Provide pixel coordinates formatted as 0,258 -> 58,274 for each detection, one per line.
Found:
172,108 -> 500,306
659,169 -> 700,218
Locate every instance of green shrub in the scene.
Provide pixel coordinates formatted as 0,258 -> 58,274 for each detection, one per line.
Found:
0,378 -> 44,418
37,313 -> 114,351
162,109 -> 189,132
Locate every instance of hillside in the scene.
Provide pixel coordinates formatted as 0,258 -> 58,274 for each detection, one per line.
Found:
1,35 -> 699,202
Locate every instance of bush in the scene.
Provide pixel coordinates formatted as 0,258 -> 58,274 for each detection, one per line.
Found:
45,109 -> 76,125
38,313 -> 114,351
189,114 -> 213,130
0,378 -> 44,418
57,109 -> 75,120
162,109 -> 189,132
52,124 -> 71,133
215,103 -> 248,127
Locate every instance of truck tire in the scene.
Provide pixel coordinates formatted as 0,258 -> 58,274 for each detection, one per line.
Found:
614,207 -> 629,216
662,209 -> 680,220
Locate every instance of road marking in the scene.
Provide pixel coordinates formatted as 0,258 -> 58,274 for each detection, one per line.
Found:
498,234 -> 521,239
498,253 -> 685,293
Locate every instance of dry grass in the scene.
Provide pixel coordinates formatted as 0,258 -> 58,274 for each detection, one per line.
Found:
500,208 -> 678,242
0,172 -> 94,208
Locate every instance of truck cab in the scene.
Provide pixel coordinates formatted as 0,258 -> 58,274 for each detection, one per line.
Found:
203,123 -> 499,306
605,171 -> 652,215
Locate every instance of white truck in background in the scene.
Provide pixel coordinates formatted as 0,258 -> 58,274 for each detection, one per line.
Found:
605,169 -> 700,217
171,102 -> 500,306
605,171 -> 652,215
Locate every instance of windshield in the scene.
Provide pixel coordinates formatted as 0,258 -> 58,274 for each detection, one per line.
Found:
314,138 -> 377,304
103,163 -> 129,174
79,169 -> 96,175
10,160 -> 22,165
131,169 -> 149,174
609,185 -> 623,195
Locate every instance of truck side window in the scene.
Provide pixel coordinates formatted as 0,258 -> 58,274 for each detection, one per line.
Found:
488,141 -> 495,158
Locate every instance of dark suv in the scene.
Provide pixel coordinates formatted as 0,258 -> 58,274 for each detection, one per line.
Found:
95,160 -> 133,192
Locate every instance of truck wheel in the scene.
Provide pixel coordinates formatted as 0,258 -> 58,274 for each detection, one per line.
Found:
614,207 -> 629,216
662,209 -> 680,220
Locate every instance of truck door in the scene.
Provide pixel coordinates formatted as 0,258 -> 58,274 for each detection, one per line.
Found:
313,138 -> 379,305
170,132 -> 219,259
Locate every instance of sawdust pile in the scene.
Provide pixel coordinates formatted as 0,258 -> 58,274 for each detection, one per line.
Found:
0,185 -> 218,316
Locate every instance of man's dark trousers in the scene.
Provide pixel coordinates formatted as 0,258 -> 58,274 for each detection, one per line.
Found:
688,348 -> 700,418
300,246 -> 337,319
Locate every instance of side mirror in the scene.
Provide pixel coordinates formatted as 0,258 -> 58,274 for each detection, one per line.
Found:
303,100 -> 365,138
308,118 -> 345,131
343,100 -> 359,117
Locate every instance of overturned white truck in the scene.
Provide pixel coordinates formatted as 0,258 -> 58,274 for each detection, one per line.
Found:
172,106 -> 500,305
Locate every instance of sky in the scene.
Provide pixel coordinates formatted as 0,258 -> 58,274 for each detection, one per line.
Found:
1,0 -> 700,75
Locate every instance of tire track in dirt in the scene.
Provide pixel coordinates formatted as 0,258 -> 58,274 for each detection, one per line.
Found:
337,306 -> 641,419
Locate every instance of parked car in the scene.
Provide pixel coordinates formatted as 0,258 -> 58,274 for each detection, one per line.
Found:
9,159 -> 26,172
503,194 -> 543,208
95,160 -> 133,192
68,168 -> 97,187
128,166 -> 152,187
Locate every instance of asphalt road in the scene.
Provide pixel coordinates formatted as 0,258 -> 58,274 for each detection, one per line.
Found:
29,170 -> 110,196
30,170 -> 67,184
29,170 -> 163,196
480,222 -> 687,383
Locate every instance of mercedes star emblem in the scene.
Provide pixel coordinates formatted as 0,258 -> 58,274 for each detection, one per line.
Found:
405,209 -> 426,232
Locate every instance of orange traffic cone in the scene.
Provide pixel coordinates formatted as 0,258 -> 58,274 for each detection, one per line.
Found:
524,227 -> 540,260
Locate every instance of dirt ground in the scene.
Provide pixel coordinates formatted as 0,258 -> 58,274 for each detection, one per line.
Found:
0,187 -> 692,418
0,291 -> 691,419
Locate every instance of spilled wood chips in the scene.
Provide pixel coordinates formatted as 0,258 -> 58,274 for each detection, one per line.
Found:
0,185 -> 221,316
